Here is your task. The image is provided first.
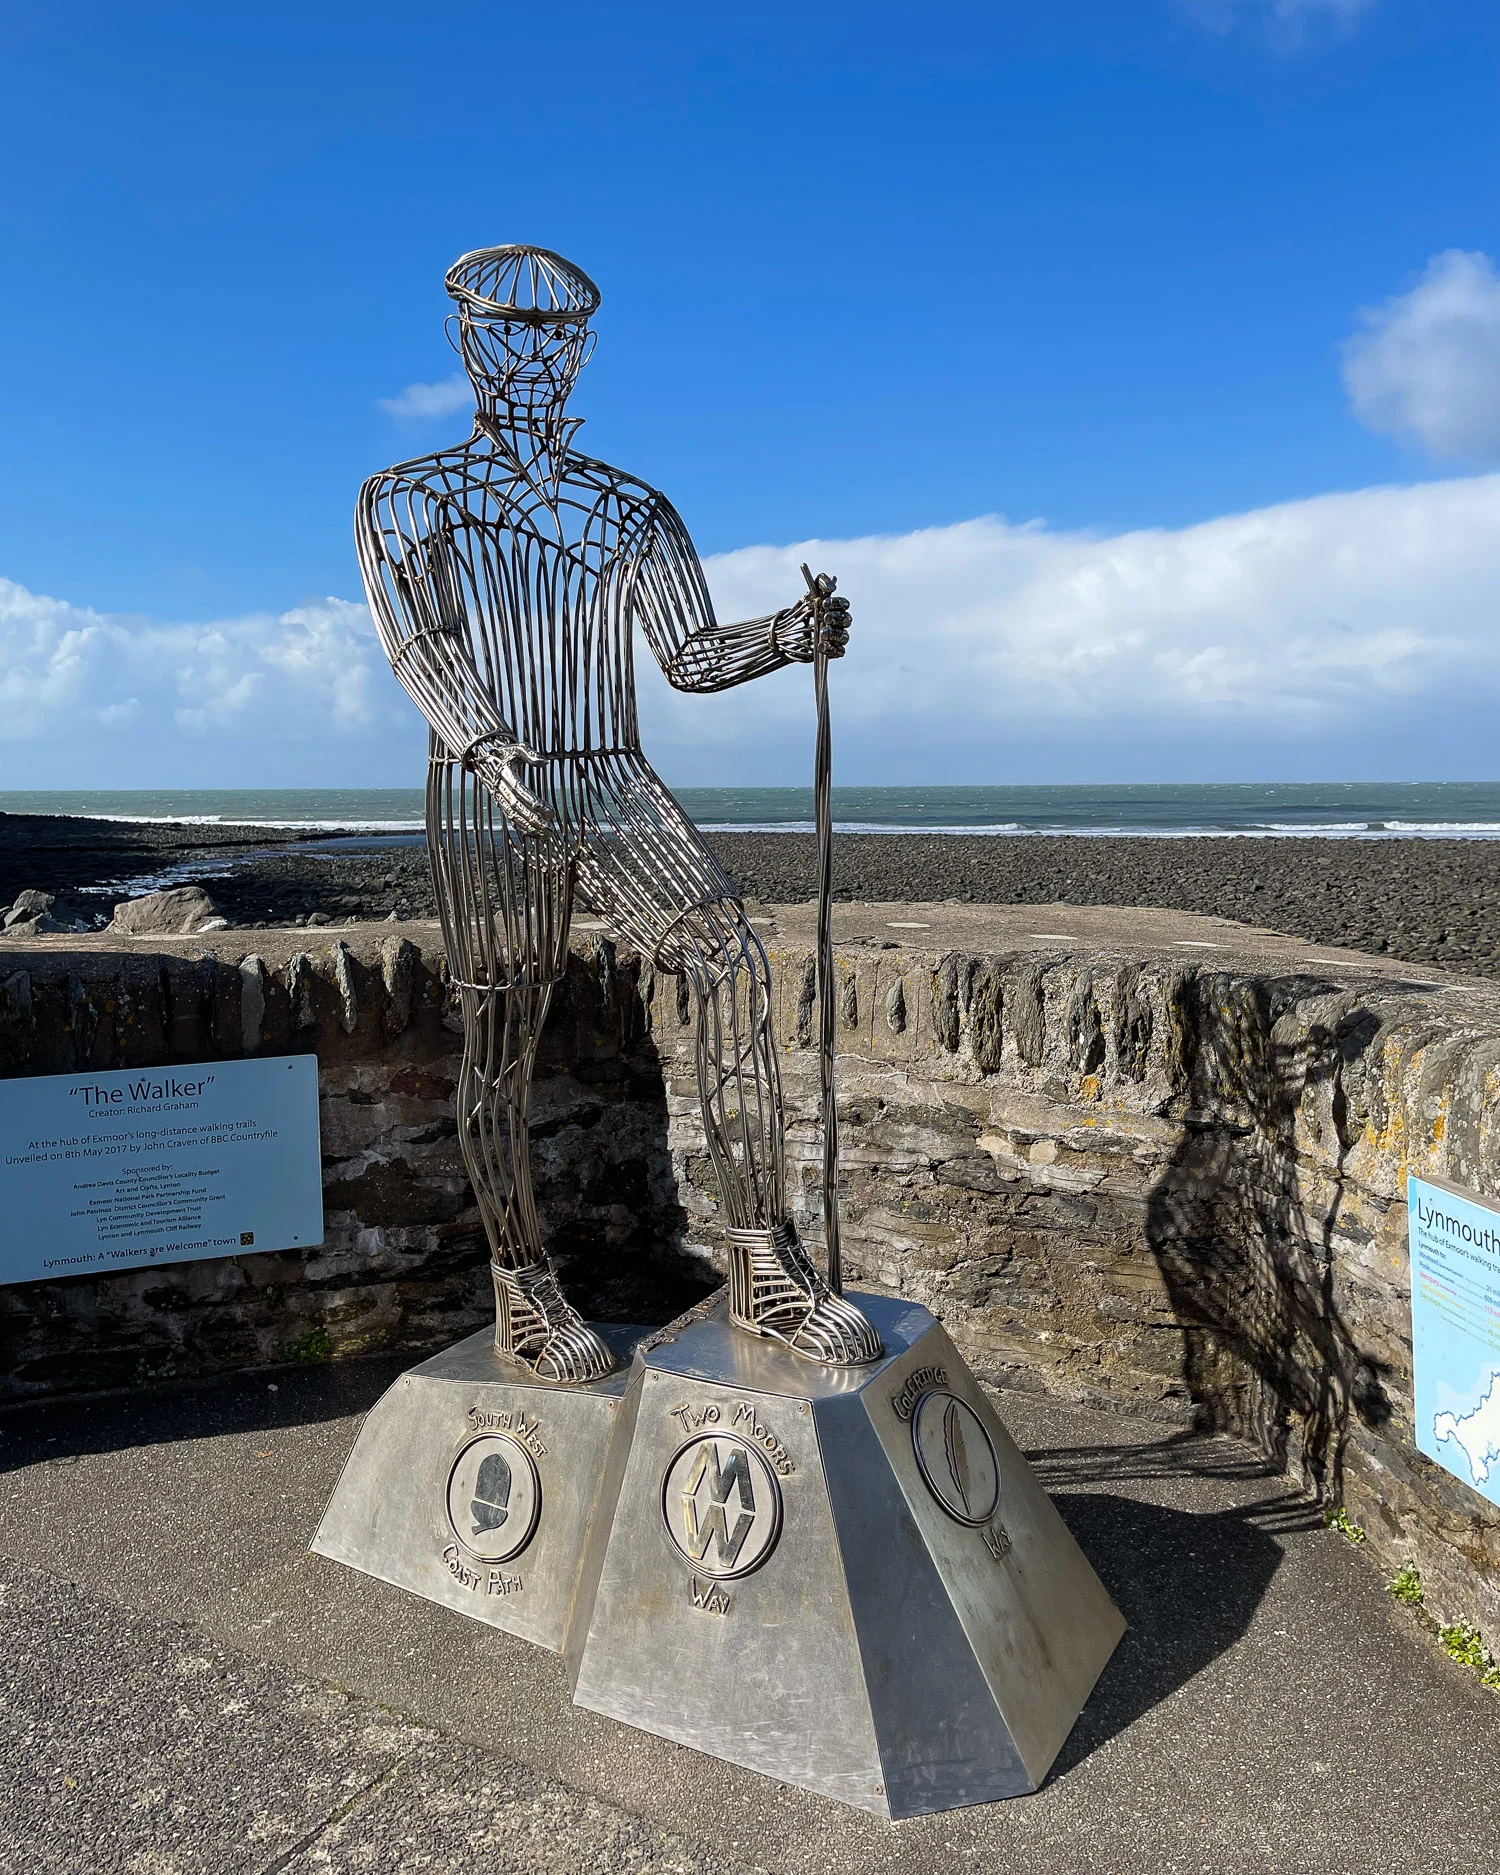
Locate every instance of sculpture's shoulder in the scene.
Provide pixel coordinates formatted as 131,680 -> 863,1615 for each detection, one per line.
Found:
357,441 -> 482,536
560,449 -> 663,526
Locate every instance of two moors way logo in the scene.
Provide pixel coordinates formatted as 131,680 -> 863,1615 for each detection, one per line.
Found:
662,1432 -> 782,1580
682,1440 -> 754,1569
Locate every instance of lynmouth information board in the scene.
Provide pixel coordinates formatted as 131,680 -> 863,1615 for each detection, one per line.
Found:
0,1054 -> 323,1285
1409,1173 -> 1500,1510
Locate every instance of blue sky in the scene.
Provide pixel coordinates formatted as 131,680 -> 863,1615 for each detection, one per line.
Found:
2,0 -> 1498,786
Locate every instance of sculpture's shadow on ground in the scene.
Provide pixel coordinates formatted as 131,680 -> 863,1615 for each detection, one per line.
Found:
1027,1429 -> 1315,1778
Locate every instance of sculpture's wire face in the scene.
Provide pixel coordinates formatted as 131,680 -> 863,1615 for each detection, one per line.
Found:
446,245 -> 599,419
356,242 -> 881,1383
457,318 -> 595,414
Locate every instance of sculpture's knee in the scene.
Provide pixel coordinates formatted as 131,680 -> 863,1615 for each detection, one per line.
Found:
456,992 -> 537,1094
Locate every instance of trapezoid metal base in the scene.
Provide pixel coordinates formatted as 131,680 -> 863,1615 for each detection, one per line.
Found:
311,1321 -> 646,1654
569,1291 -> 1125,1818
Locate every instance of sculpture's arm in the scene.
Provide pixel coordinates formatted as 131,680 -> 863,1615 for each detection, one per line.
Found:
355,475 -> 554,833
633,496 -> 849,695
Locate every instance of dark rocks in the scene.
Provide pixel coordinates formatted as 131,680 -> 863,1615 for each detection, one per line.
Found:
3,889 -> 91,937
838,970 -> 858,1030
4,890 -> 54,927
238,955 -> 267,1053
1008,964 -> 1047,1068
381,938 -> 418,1038
10,810 -> 1500,983
112,886 -> 227,937
4,914 -> 69,937
323,1158 -> 468,1228
936,1154 -> 1013,1195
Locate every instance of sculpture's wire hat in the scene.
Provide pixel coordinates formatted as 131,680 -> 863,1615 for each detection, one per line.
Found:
445,246 -> 601,328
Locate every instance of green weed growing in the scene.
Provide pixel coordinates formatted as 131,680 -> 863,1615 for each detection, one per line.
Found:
1323,1505 -> 1366,1545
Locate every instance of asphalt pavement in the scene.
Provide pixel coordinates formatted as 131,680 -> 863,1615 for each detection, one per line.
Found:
0,1353 -> 1496,1875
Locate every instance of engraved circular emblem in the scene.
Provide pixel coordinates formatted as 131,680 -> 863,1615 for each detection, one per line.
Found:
911,1390 -> 1001,1527
661,1432 -> 783,1580
445,1433 -> 541,1564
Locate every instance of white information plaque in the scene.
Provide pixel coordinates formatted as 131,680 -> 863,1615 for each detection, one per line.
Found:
1409,1173 -> 1500,1509
0,1054 -> 323,1286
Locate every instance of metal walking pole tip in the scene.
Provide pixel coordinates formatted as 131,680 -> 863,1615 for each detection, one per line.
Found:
801,562 -> 843,1295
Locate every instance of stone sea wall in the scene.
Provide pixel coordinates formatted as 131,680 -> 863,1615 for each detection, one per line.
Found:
0,929 -> 699,1406
0,914 -> 1496,1636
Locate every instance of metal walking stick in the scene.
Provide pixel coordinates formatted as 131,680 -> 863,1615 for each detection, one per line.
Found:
801,562 -> 844,1295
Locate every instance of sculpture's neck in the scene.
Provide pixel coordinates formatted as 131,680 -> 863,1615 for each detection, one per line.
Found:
474,404 -> 577,472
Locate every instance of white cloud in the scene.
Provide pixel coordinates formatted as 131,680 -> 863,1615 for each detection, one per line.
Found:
0,582 -> 113,739
377,373 -> 473,421
1342,251 -> 1500,465
636,472 -> 1500,780
0,580 -> 416,783
5,470 -> 1500,787
1181,0 -> 1375,36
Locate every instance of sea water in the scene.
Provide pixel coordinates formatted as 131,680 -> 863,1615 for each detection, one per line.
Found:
4,782 -> 1500,838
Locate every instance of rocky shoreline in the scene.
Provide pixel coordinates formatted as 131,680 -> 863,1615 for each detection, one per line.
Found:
4,811 -> 1500,975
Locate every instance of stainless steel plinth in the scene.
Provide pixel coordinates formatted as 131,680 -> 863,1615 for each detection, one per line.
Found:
570,1293 -> 1125,1818
311,1322 -> 646,1654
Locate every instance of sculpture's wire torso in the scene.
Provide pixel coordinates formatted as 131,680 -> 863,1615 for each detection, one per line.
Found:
375,431 -> 654,773
360,428 -> 742,962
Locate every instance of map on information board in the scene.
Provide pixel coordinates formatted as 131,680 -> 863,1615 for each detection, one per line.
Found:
0,1054 -> 323,1285
1409,1174 -> 1500,1508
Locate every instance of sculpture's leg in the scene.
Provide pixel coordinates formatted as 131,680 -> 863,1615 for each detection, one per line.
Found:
428,742 -> 613,1383
572,755 -> 878,1366
671,898 -> 882,1366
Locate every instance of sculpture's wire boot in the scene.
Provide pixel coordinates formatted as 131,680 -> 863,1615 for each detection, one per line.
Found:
492,1259 -> 614,1383
725,1222 -> 883,1366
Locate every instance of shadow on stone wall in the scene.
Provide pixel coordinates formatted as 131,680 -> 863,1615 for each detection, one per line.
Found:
532,942 -> 721,1327
1144,973 -> 1395,1501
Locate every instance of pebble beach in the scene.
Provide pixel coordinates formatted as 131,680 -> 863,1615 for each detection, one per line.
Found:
5,811 -> 1500,976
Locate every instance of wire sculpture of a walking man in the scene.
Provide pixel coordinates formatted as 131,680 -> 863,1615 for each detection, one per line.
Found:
357,245 -> 882,1382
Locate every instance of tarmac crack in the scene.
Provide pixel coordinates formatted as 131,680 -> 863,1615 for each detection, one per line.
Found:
249,1754 -> 407,1875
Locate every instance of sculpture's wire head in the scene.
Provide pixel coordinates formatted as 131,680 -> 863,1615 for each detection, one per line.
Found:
446,245 -> 600,420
